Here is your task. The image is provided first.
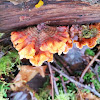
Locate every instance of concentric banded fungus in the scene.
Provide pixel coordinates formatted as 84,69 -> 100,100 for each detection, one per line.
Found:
11,24 -> 73,66
73,23 -> 100,49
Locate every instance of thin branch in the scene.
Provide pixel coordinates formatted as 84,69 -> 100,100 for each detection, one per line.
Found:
51,66 -> 100,97
89,56 -> 100,63
60,75 -> 67,93
76,87 -> 84,100
80,51 -> 100,83
53,76 -> 59,95
48,62 -> 54,100
53,60 -> 62,70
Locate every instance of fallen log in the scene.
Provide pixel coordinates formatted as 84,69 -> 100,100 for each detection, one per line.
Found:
0,0 -> 100,33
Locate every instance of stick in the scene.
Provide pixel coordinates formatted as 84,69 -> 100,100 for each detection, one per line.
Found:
60,75 -> 67,93
51,66 -> 100,97
53,76 -> 59,95
89,56 -> 100,63
48,62 -> 54,100
80,51 -> 100,83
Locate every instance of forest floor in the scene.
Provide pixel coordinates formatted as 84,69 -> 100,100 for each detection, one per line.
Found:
0,0 -> 100,100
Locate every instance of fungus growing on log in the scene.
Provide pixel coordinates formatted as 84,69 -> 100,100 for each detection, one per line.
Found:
73,23 -> 100,49
11,24 -> 73,66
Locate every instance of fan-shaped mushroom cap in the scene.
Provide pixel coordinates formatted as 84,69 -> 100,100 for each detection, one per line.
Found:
11,25 -> 73,66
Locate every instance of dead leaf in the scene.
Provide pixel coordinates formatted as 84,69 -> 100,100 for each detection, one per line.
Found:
10,65 -> 47,91
77,91 -> 100,100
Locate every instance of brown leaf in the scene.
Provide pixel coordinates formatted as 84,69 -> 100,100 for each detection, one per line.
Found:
77,92 -> 100,100
10,65 -> 47,91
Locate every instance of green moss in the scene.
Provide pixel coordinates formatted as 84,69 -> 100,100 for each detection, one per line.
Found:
54,90 -> 76,100
38,76 -> 50,100
0,50 -> 20,76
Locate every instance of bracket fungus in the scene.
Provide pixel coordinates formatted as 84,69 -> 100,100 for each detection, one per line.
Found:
11,24 -> 73,66
73,23 -> 100,49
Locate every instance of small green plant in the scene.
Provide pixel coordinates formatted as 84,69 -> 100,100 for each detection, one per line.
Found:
83,71 -> 94,83
91,79 -> 100,91
0,50 -> 20,76
54,90 -> 76,100
67,83 -> 77,93
82,85 -> 90,93
0,80 -> 11,99
39,88 -> 50,100
83,71 -> 100,92
85,48 -> 95,56
98,66 -> 100,77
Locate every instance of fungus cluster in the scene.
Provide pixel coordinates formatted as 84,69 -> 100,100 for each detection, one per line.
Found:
72,23 -> 100,49
11,24 -> 72,66
11,23 -> 100,66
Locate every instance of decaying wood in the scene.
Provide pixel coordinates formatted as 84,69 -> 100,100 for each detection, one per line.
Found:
0,1 -> 100,33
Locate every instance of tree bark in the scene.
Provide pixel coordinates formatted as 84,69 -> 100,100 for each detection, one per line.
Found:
0,0 -> 100,33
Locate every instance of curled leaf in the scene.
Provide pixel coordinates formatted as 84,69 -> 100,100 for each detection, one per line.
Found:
10,65 -> 47,91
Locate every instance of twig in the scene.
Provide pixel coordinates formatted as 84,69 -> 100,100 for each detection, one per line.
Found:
80,51 -> 100,83
53,76 -> 59,95
76,87 -> 84,100
53,60 -> 62,70
60,75 -> 67,93
89,56 -> 100,62
51,66 -> 100,97
48,62 -> 54,100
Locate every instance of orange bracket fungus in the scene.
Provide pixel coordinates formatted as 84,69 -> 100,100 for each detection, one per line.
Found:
10,23 -> 100,91
11,24 -> 73,66
73,23 -> 100,49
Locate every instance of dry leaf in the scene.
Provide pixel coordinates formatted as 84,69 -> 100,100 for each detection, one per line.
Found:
81,92 -> 100,100
10,65 -> 47,91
